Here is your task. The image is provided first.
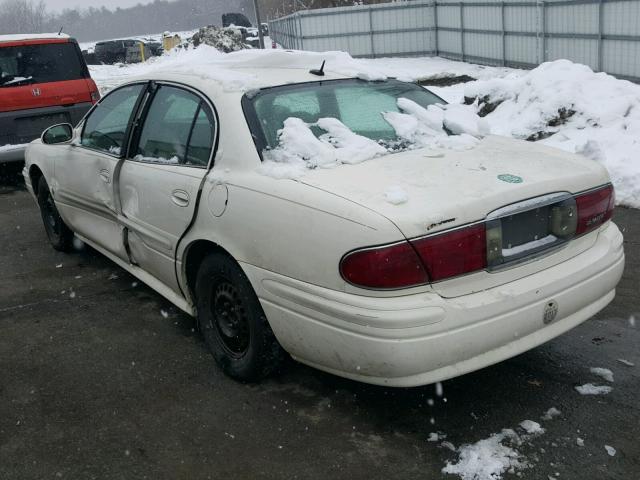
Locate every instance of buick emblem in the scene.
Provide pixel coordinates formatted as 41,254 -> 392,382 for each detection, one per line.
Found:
31,88 -> 41,97
543,300 -> 559,324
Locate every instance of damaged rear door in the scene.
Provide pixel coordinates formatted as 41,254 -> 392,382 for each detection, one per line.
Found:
117,83 -> 216,294
53,83 -> 147,261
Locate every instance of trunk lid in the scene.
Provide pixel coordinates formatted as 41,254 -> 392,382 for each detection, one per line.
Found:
300,136 -> 610,296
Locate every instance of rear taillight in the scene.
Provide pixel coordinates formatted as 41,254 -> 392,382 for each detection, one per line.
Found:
340,241 -> 428,289
411,224 -> 487,282
575,184 -> 615,235
91,90 -> 101,103
340,184 -> 614,290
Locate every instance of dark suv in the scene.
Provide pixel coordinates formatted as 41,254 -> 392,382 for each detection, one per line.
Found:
94,39 -> 135,64
0,34 -> 100,164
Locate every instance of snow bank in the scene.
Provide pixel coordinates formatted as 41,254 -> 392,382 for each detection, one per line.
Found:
465,59 -> 640,208
575,383 -> 613,395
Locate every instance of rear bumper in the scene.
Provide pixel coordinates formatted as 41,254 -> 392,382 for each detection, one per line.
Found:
244,222 -> 624,387
0,144 -> 27,163
0,102 -> 92,164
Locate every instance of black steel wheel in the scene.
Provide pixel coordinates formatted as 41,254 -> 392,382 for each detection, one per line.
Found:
195,252 -> 286,381
36,176 -> 74,252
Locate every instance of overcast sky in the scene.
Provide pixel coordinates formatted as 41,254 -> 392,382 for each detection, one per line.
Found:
44,0 -> 156,13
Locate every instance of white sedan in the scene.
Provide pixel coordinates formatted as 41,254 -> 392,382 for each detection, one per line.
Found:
24,64 -> 624,387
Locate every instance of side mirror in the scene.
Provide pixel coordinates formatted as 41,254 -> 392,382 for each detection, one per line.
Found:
42,123 -> 73,145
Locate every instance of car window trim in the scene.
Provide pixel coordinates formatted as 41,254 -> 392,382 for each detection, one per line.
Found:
126,81 -> 218,170
77,81 -> 149,159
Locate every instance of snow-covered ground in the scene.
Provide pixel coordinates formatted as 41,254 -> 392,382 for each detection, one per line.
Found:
87,48 -> 639,208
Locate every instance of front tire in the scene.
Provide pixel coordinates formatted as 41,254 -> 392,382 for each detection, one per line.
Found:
195,252 -> 286,381
37,177 -> 74,252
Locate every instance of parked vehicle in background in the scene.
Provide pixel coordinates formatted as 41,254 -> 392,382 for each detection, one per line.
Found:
94,38 -> 157,65
24,64 -> 624,387
0,33 -> 99,164
81,47 -> 98,65
145,40 -> 163,56
260,23 -> 268,37
222,12 -> 252,28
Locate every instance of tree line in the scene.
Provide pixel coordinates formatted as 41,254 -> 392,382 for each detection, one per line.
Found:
0,0 -> 255,42
0,0 -> 392,42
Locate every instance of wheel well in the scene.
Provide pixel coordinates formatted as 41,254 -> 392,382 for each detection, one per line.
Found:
29,165 -> 43,195
184,240 -> 233,300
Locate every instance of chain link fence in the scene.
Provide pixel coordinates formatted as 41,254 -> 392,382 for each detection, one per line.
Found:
269,0 -> 640,81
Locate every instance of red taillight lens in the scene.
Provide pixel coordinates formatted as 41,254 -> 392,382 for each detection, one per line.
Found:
340,241 -> 428,289
411,224 -> 487,282
91,90 -> 101,103
575,184 -> 614,235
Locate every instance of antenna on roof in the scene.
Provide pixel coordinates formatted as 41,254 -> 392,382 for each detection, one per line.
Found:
309,60 -> 325,77
58,26 -> 64,36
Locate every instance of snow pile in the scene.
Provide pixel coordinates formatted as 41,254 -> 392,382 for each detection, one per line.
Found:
191,26 -> 247,53
519,420 -> 544,435
575,383 -> 613,395
133,154 -> 179,164
383,99 -> 487,151
261,99 -> 487,179
442,415 -> 550,480
384,185 -> 409,205
464,59 -> 640,208
590,367 -> 614,383
604,445 -> 616,457
442,429 -> 528,480
260,117 -> 386,178
541,407 -> 561,421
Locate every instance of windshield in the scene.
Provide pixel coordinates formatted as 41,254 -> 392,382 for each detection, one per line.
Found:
0,42 -> 86,87
246,79 -> 445,151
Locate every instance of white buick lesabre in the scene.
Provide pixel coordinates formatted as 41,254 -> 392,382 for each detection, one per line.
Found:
24,61 -> 624,387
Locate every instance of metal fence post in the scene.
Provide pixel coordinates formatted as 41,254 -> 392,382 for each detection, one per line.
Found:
598,0 -> 604,71
369,6 -> 375,58
433,1 -> 439,56
298,12 -> 304,50
501,1 -> 506,66
541,1 -> 547,62
460,1 -> 465,61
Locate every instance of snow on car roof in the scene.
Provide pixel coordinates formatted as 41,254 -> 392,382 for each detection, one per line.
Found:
123,46 -> 386,94
0,33 -> 70,43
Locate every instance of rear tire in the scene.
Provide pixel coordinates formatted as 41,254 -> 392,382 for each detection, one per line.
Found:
37,177 -> 74,252
195,252 -> 286,381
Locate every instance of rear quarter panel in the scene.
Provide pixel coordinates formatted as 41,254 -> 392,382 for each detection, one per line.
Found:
178,169 -> 407,295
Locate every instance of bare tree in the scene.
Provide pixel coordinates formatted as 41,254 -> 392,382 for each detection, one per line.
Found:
0,0 -> 48,34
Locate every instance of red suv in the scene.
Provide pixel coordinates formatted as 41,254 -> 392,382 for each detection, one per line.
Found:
0,34 -> 100,163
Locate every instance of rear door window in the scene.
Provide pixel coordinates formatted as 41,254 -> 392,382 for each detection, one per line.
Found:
81,84 -> 144,155
134,85 -> 214,167
0,42 -> 86,87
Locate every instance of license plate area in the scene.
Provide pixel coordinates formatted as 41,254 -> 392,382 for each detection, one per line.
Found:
15,112 -> 70,142
486,193 -> 577,270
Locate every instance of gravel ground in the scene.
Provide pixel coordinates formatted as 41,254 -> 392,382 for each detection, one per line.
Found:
1,165 -> 638,480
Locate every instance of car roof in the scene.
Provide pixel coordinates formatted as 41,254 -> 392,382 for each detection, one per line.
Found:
126,51 -> 364,97
0,33 -> 70,44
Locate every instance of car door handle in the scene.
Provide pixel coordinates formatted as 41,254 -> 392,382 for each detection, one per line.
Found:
171,189 -> 190,207
99,169 -> 111,184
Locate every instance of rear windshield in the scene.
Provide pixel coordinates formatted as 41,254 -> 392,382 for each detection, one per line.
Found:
0,42 -> 86,87
246,79 -> 445,151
